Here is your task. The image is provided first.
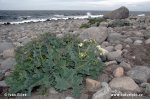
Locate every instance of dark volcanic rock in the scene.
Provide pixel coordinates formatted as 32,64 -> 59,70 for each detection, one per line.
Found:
103,6 -> 129,19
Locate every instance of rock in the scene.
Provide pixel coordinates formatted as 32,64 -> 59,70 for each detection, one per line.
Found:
124,38 -> 133,44
134,40 -> 143,45
0,81 -> 7,87
98,74 -> 111,83
0,58 -> 16,71
105,46 -> 114,52
108,33 -> 124,43
127,66 -> 150,83
145,84 -> 150,95
92,82 -> 111,99
0,42 -> 13,53
56,34 -> 64,38
144,31 -> 150,39
145,38 -> 150,44
103,6 -> 129,19
113,67 -> 124,78
49,88 -> 58,94
109,77 -> 140,92
100,22 -> 109,27
18,36 -> 32,45
141,83 -> 150,95
101,42 -> 110,48
79,27 -> 108,43
105,61 -> 117,66
65,97 -> 74,99
105,65 -> 119,74
5,71 -> 11,77
13,42 -> 23,47
120,61 -> 131,71
115,44 -> 123,51
106,50 -> 122,61
2,48 -> 15,59
86,78 -> 101,91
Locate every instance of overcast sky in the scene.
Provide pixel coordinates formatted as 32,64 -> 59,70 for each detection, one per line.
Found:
0,0 -> 150,11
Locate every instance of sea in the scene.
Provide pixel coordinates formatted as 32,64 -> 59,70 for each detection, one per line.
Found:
0,10 -> 150,24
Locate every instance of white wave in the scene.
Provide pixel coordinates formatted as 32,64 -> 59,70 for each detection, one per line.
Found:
138,14 -> 145,16
53,15 -> 65,17
2,14 -> 103,25
11,19 -> 47,24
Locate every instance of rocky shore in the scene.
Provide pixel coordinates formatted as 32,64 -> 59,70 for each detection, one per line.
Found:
0,7 -> 150,99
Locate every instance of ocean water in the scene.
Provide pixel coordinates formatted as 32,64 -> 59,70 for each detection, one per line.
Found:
0,10 -> 150,24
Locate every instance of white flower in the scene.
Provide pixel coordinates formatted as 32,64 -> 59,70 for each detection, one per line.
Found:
78,43 -> 83,47
83,39 -> 88,42
79,52 -> 87,58
96,45 -> 108,55
96,45 -> 101,50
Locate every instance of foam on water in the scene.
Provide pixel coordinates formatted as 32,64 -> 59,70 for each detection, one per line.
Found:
1,14 -> 104,24
138,14 -> 145,16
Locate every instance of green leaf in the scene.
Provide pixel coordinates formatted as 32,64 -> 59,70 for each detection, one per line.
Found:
55,76 -> 70,91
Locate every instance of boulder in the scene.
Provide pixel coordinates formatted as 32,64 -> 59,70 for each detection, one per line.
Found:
92,82 -> 111,99
79,27 -> 108,43
109,77 -> 140,92
127,66 -> 150,83
103,6 -> 129,19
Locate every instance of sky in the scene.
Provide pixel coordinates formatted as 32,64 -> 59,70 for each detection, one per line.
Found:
0,0 -> 150,11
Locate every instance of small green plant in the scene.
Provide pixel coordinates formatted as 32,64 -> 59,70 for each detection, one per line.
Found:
5,33 -> 104,97
88,18 -> 106,26
80,23 -> 90,28
80,18 -> 107,28
108,20 -> 130,27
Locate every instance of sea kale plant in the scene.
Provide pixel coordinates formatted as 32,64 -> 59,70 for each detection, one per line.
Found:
5,33 -> 104,97
80,17 -> 107,28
